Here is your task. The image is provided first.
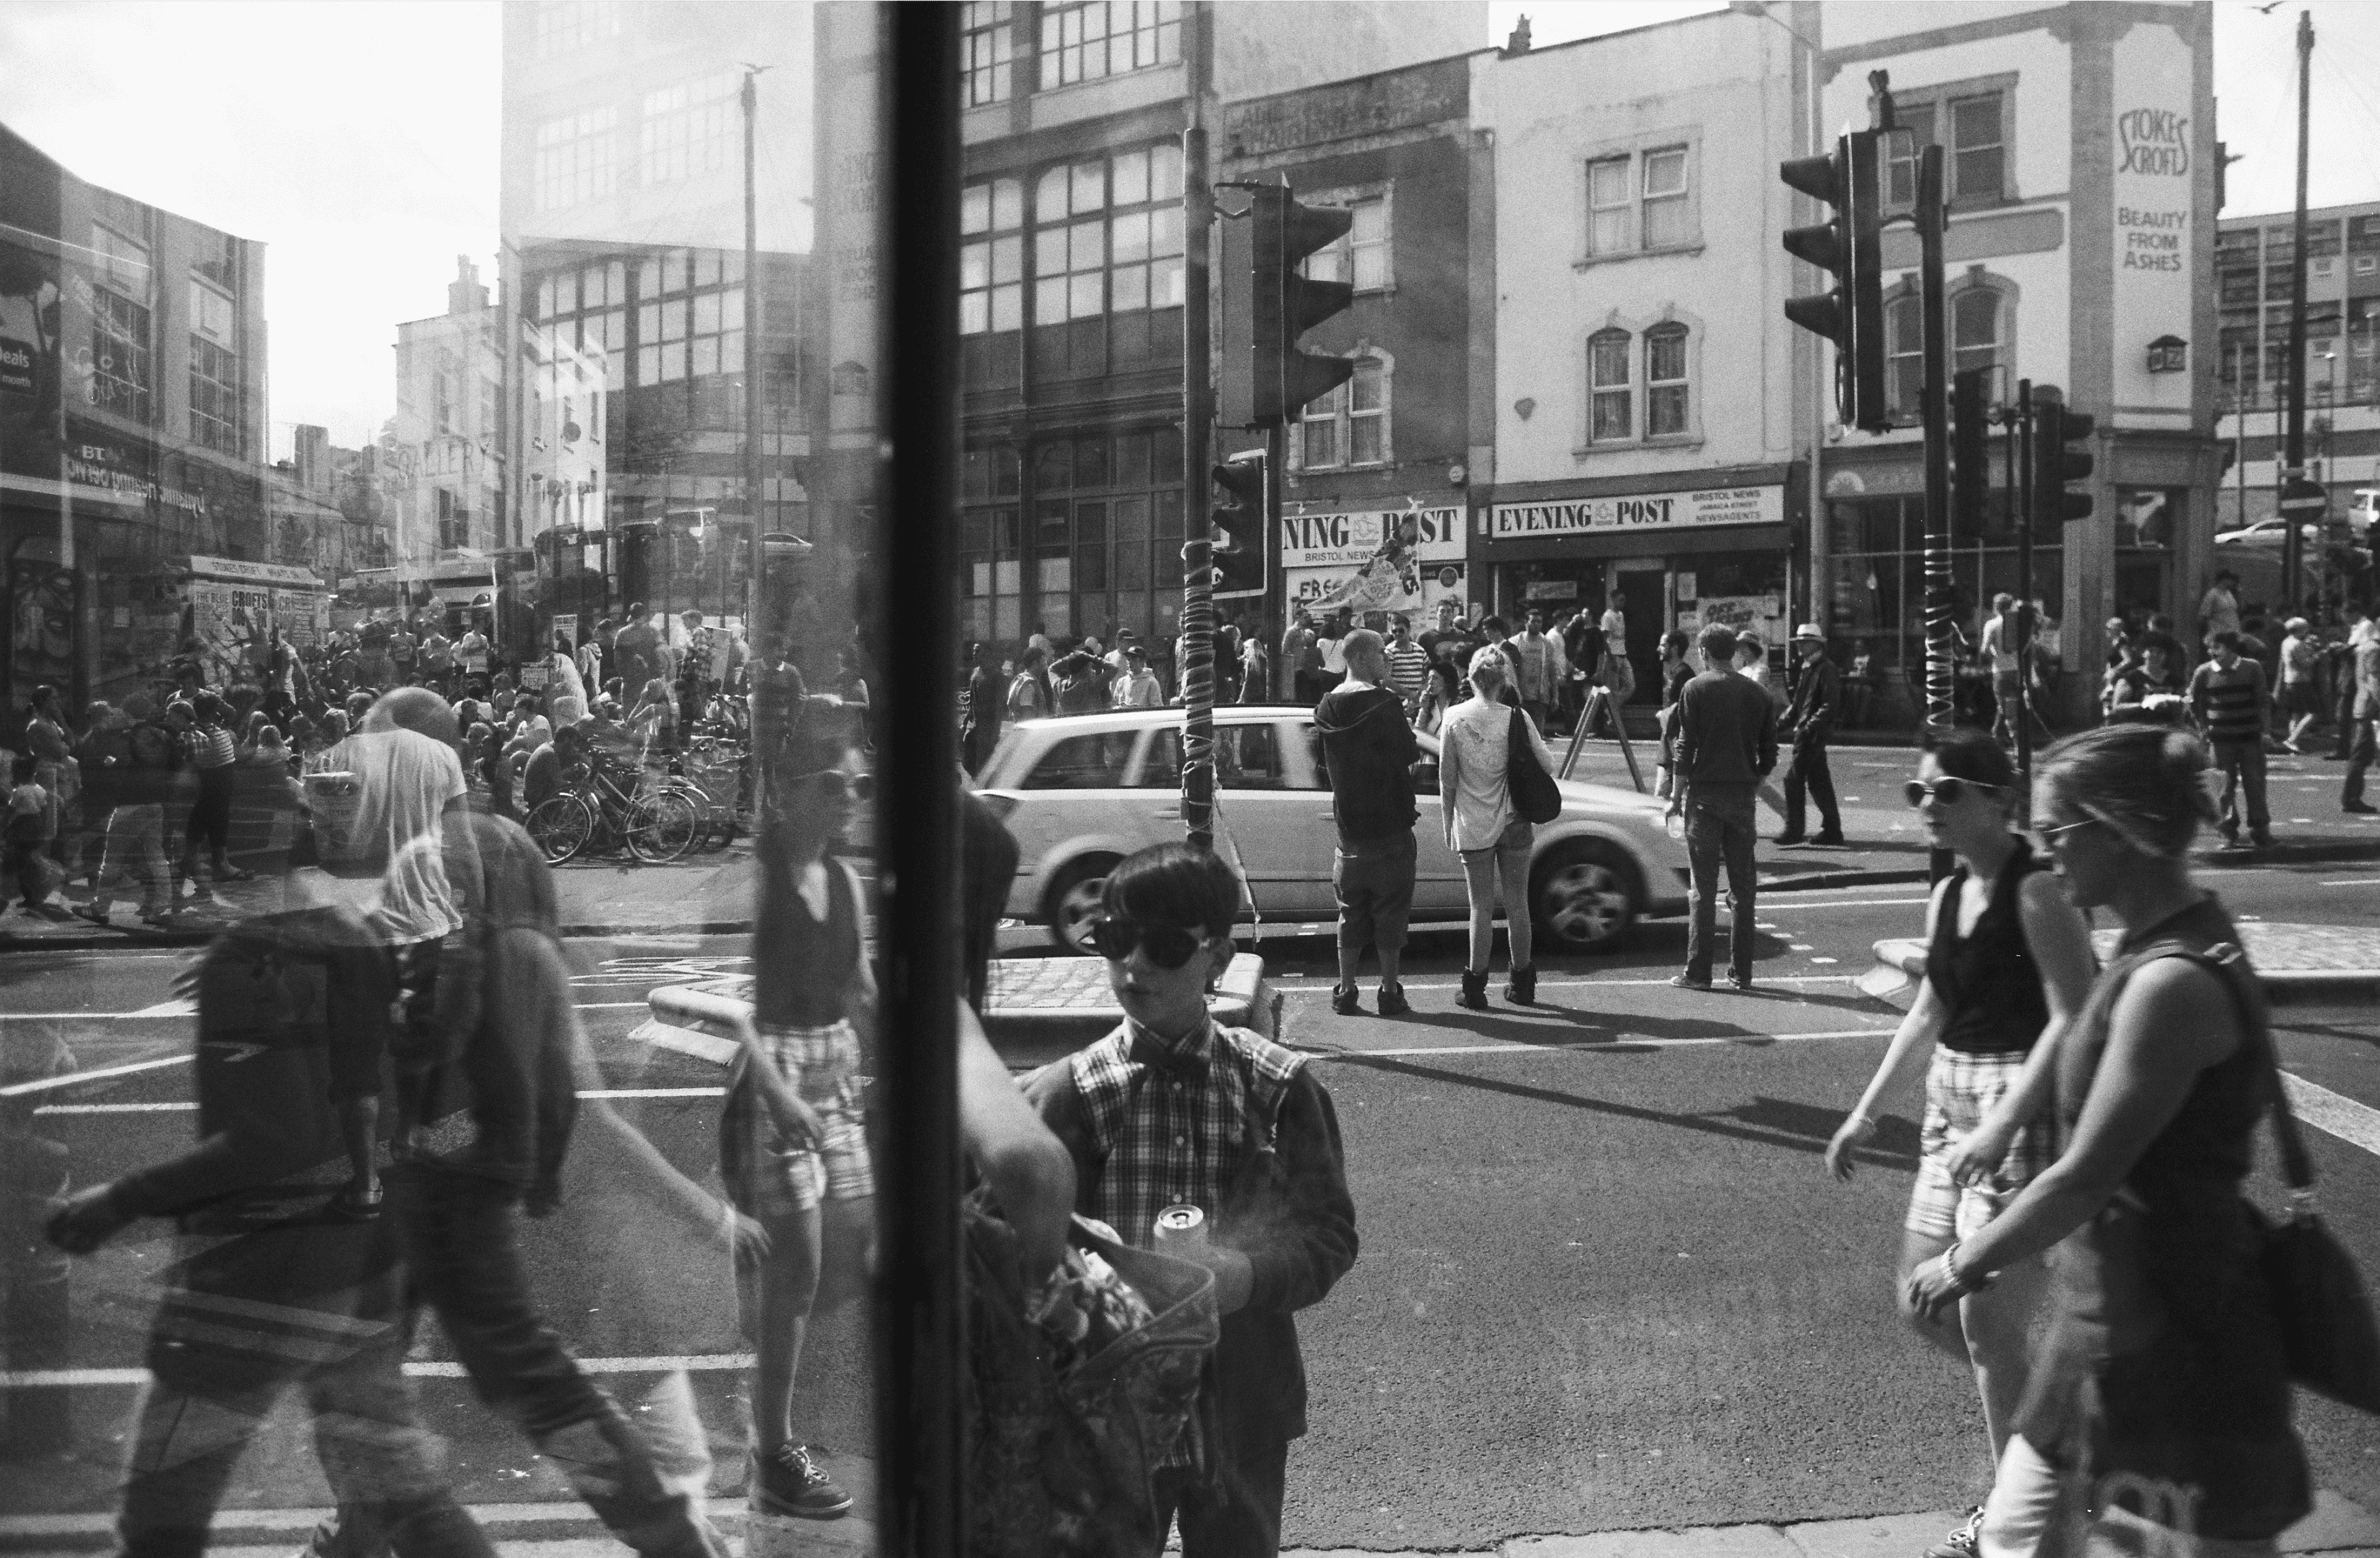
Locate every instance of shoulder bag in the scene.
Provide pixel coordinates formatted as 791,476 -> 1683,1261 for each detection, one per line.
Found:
1506,705 -> 1561,825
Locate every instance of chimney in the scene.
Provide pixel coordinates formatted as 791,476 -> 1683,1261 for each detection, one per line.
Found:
449,255 -> 488,316
1504,14 -> 1532,55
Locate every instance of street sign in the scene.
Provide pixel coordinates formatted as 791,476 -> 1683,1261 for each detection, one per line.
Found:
2278,478 -> 2327,516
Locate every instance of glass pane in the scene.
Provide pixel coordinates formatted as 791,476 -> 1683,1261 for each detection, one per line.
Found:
1112,263 -> 1148,312
1035,276 -> 1067,323
1593,389 -> 1631,440
1037,163 -> 1068,216
992,176 -> 1023,230
1644,194 -> 1690,248
1038,441 -> 1073,490
1590,335 -> 1629,387
1112,209 -> 1150,264
961,241 -> 990,292
1150,203 -> 1182,256
659,340 -> 685,380
1592,207 -> 1629,254
1071,158 -> 1104,214
1350,414 -> 1383,465
991,234 -> 1023,283
1115,431 -> 1150,487
692,291 -> 721,334
1351,358 -> 1383,410
1590,157 -> 1628,206
1305,419 -> 1338,467
1069,219 -> 1104,272
1069,271 -> 1103,318
1955,145 -> 2003,200
990,285 -> 1023,332
961,181 -> 990,234
1647,330 -> 1686,382
691,335 -> 718,377
1075,437 -> 1109,489
1036,224 -> 1068,276
1649,383 -> 1688,436
1112,148 -> 1150,206
1150,255 -> 1184,308
1954,290 -> 1998,348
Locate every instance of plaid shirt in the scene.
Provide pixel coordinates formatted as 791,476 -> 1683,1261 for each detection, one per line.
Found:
1070,1019 -> 1305,1253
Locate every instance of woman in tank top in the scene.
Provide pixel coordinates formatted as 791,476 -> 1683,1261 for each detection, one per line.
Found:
1826,730 -> 2097,1557
1910,725 -> 2309,1556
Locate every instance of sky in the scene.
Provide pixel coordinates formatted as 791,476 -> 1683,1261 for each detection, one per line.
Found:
1,1 -> 2375,459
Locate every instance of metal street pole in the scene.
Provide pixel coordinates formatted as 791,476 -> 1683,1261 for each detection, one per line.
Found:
2281,8 -> 2313,609
1179,2 -> 1216,851
2014,379 -> 2035,812
742,65 -> 767,645
1917,143 -> 1954,883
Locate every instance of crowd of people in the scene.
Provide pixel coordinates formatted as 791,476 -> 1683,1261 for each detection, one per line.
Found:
1,602 -> 768,925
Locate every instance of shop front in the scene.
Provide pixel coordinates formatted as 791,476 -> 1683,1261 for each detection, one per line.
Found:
1481,467 -> 1794,699
1278,503 -> 1468,629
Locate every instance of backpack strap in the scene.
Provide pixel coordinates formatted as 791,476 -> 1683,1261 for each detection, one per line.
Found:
2117,938 -> 2313,1198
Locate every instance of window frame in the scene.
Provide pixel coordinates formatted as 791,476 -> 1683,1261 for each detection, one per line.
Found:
1038,1 -> 1182,90
1874,74 -> 2017,210
960,0 -> 1016,107
1882,275 -> 2017,425
1577,136 -> 1701,265
1587,328 -> 1633,443
1300,185 -> 1393,295
1644,322 -> 1691,438
1291,348 -> 1391,471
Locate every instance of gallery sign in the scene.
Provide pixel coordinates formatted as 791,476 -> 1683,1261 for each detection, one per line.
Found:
1489,484 -> 1783,540
2110,22 -> 2197,417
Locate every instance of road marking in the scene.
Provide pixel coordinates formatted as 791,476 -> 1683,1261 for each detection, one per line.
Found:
1298,1028 -> 1893,1060
2320,879 -> 2380,887
1,1055 -> 190,1100
1762,898 -> 1930,910
37,1085 -> 729,1118
0,1353 -> 756,1390
1355,974 -> 1859,991
2281,1073 -> 2380,1158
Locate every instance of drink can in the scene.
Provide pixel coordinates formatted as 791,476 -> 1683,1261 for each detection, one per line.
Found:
1153,1203 -> 1205,1247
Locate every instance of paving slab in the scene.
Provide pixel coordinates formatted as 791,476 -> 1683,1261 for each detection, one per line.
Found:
1505,1525 -> 1800,1558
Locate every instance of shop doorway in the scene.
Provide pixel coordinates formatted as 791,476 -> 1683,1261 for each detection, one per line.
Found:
1614,566 -> 1665,702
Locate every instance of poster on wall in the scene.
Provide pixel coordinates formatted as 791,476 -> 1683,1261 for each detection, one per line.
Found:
2110,20 -> 2195,418
1279,505 -> 1467,619
186,555 -> 326,689
1678,593 -> 1784,652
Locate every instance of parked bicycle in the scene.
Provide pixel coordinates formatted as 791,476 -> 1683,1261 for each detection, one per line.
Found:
524,751 -> 701,865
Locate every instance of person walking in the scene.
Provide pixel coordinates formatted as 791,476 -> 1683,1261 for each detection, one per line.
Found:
1598,591 -> 1636,707
1006,645 -> 1051,724
1384,615 -> 1430,715
1908,724 -> 2312,1556
1776,624 -> 1846,847
1438,646 -> 1560,1008
2190,629 -> 2274,848
1286,613 -> 1322,705
2340,614 -> 2380,814
1825,730 -> 2097,1558
1110,646 -> 1164,709
1668,624 -> 1778,992
1980,595 -> 2024,749
1314,629 -> 1419,1017
1511,610 -> 1562,731
1653,629 -> 1693,801
2276,616 -> 2321,753
179,693 -> 248,895
962,642 -> 1004,774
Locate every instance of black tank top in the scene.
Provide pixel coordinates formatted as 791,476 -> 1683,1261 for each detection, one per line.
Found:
1924,837 -> 2052,1056
752,848 -> 862,1028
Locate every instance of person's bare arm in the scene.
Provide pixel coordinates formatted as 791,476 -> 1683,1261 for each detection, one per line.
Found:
731,1016 -> 826,1146
958,1001 -> 1074,1283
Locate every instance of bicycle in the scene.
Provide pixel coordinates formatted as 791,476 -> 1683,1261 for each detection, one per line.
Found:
525,755 -> 701,865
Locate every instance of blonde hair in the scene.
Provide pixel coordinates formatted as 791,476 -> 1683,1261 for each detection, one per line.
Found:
2036,724 -> 2218,859
1466,644 -> 1510,692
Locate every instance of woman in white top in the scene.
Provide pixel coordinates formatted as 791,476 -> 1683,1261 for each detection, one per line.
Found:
1437,645 -> 1559,1009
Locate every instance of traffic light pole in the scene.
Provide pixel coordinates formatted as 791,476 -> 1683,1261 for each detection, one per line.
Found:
1180,95 -> 1217,851
2014,379 -> 2035,813
1916,144 -> 1954,884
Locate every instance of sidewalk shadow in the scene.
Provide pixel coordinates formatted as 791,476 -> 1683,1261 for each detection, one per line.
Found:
1330,1049 -> 1919,1172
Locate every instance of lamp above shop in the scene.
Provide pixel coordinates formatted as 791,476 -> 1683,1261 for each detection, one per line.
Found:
2147,335 -> 2187,374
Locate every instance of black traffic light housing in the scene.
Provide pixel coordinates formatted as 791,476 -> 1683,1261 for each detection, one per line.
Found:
2033,401 -> 2095,529
1780,131 -> 1887,433
1220,185 -> 1355,428
1950,368 -> 1994,542
1210,448 -> 1269,600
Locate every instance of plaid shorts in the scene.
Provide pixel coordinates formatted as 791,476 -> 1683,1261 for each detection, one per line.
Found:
743,1019 -> 873,1219
1906,1047 -> 2055,1241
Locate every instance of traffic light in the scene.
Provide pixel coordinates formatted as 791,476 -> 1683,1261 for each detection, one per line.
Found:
1951,368 -> 1993,542
2032,401 -> 2096,529
1219,185 -> 1355,428
1779,131 -> 1887,433
1209,448 -> 1268,599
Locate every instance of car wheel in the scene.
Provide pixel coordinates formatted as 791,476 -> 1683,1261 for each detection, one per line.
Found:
1530,840 -> 1637,955
1044,855 -> 1121,954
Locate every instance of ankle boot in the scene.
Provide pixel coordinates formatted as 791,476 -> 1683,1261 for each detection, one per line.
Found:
1458,969 -> 1489,1009
1505,966 -> 1536,1004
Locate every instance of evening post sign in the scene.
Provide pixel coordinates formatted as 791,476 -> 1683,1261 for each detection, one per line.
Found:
1489,484 -> 1784,538
2110,21 -> 2195,416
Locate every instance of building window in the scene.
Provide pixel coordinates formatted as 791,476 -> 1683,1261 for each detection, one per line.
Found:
1025,428 -> 1183,648
1032,143 -> 1183,324
961,177 -> 1025,334
1586,146 -> 1695,257
90,288 -> 151,422
190,280 -> 234,341
1039,1 -> 1181,88
535,0 -> 619,57
961,1 -> 1015,107
1589,329 -> 1631,441
1645,324 -> 1689,436
1952,288 -> 2002,379
1889,293 -> 1924,418
1887,105 -> 1933,210
686,286 -> 744,378
2356,254 -> 2377,277
436,353 -> 458,433
1296,354 -> 1389,470
1306,197 -> 1389,292
1587,157 -> 1630,254
535,107 -> 619,213
189,335 -> 239,454
90,223 -> 149,296
641,73 -> 736,188
2312,255 -> 2336,281
1642,147 -> 1691,248
1949,94 -> 2004,200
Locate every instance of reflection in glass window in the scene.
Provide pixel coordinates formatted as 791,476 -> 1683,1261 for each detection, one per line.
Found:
640,72 -> 737,187
961,0 -> 1015,105
1039,0 -> 1181,87
533,107 -> 618,212
1021,730 -> 1137,789
961,177 -> 1024,334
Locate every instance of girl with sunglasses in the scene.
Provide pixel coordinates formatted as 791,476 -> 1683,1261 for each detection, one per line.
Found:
1825,730 -> 2096,1557
1907,725 -> 2310,1554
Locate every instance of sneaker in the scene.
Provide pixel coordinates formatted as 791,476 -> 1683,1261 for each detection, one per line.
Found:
1772,831 -> 1807,846
1919,1506 -> 1985,1558
1729,972 -> 1755,992
1670,973 -> 1711,991
2346,801 -> 2379,815
751,1443 -> 852,1520
1811,831 -> 1848,847
1376,983 -> 1411,1017
1331,984 -> 1362,1016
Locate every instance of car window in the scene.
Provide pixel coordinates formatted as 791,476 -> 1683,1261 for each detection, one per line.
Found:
1135,726 -> 1180,788
1017,730 -> 1135,789
1217,722 -> 1291,789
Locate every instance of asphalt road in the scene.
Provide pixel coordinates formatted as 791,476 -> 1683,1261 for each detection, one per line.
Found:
3,863 -> 2376,1543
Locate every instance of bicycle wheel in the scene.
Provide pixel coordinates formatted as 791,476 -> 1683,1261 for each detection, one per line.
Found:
625,789 -> 701,864
524,795 -> 596,864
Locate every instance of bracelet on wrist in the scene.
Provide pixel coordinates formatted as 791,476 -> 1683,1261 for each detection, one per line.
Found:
1942,1241 -> 1993,1293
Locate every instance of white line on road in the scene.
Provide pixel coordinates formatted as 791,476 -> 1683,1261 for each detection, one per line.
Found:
1298,1028 -> 1895,1060
2320,879 -> 2380,887
2281,1073 -> 2380,1158
1761,898 -> 1930,910
1,1353 -> 756,1390
1362,973 -> 1860,990
37,1085 -> 728,1117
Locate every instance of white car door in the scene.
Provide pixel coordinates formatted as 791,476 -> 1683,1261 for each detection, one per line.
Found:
1207,716 -> 1339,920
1407,731 -> 1470,916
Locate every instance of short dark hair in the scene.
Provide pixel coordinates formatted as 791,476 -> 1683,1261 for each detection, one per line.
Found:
1696,622 -> 1738,662
2210,629 -> 2242,652
1480,614 -> 1508,635
1926,726 -> 2017,792
1102,842 -> 1240,934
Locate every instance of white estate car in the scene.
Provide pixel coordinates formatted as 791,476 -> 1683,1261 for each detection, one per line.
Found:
974,705 -> 1690,956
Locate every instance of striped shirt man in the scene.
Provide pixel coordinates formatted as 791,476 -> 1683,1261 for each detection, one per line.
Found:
2188,647 -> 2267,745
1385,632 -> 1430,705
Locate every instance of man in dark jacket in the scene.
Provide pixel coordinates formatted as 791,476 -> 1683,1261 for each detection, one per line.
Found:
1671,622 -> 1779,991
1313,629 -> 1419,1016
1775,624 -> 1845,846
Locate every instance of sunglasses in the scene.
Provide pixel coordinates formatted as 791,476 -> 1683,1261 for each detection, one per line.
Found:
785,768 -> 873,801
1903,776 -> 2006,808
1088,916 -> 1211,969
2036,817 -> 2099,843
